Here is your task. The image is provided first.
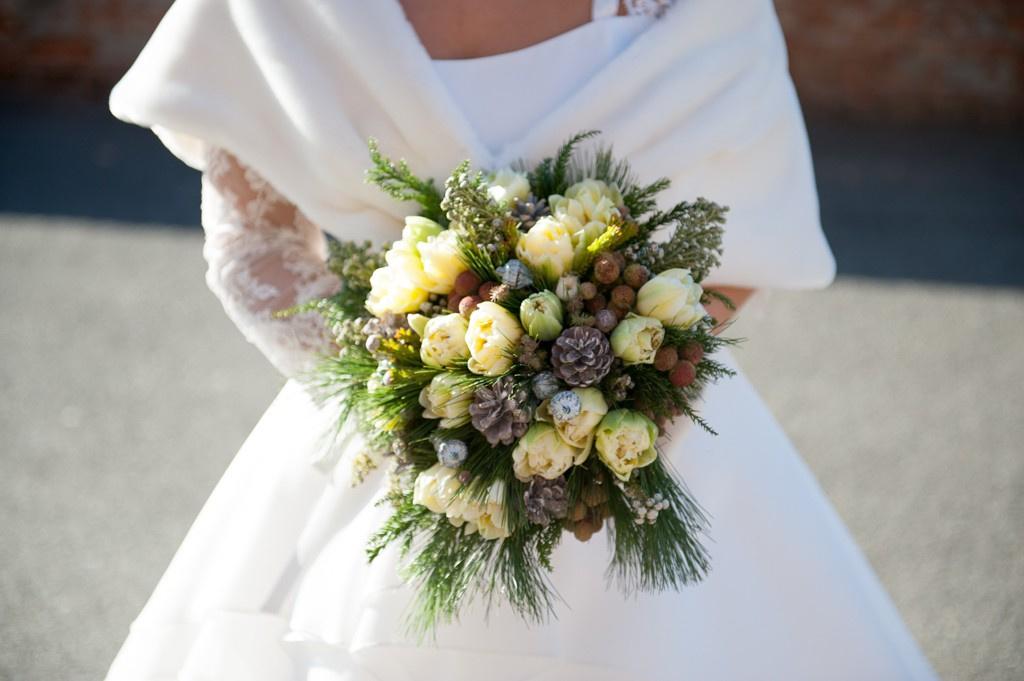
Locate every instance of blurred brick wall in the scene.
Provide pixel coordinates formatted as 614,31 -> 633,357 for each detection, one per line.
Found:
0,0 -> 168,97
775,0 -> 1024,122
2,0 -> 1022,122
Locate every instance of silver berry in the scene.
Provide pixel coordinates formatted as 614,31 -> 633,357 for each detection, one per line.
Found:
549,390 -> 582,422
436,439 -> 469,468
496,259 -> 533,289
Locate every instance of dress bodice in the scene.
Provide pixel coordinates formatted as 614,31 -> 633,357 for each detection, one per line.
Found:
433,15 -> 655,154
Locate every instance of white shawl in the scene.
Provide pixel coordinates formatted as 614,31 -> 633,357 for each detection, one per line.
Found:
110,0 -> 835,289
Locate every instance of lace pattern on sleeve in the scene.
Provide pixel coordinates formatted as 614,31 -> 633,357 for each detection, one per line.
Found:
201,148 -> 340,377
621,0 -> 673,18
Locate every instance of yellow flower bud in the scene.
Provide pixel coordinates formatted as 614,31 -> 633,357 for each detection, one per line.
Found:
512,422 -> 586,482
515,216 -> 575,285
365,265 -> 428,316
465,302 -> 523,376
417,229 -> 464,294
419,313 -> 470,368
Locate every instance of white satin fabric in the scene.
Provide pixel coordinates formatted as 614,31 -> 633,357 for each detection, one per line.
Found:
106,1 -> 935,678
110,0 -> 835,290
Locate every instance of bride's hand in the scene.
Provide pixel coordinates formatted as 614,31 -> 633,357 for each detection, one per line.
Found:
704,286 -> 754,331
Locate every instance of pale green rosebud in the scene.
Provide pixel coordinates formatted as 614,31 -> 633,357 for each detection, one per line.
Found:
407,313 -> 429,337
466,302 -> 523,376
610,313 -> 665,365
515,216 -> 575,285
594,409 -> 659,481
512,422 -> 586,482
539,387 -> 608,457
520,290 -> 564,341
402,216 -> 444,245
486,168 -> 531,206
635,268 -> 706,329
419,373 -> 473,428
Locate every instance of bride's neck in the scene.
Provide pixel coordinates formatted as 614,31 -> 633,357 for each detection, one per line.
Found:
398,0 -> 619,60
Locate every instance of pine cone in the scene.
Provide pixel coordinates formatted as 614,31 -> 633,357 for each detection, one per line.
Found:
581,479 -> 610,507
571,514 -> 604,542
524,475 -> 569,526
511,194 -> 550,230
469,376 -> 532,446
550,326 -> 614,387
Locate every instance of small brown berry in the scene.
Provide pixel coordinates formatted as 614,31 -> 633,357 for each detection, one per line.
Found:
654,346 -> 679,372
477,281 -> 497,301
454,270 -> 481,297
610,284 -> 636,308
446,294 -> 463,312
593,253 -> 620,284
594,309 -> 618,334
459,295 -> 480,317
682,341 -> 704,365
566,296 -> 584,315
457,470 -> 473,484
585,293 -> 607,314
609,251 -> 627,271
579,282 -> 598,300
623,263 -> 650,288
609,302 -> 631,320
669,360 -> 697,387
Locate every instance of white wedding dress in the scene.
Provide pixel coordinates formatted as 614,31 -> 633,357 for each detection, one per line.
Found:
106,1 -> 937,679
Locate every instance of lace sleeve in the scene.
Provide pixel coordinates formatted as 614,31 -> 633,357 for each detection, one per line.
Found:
201,148 -> 341,378
621,0 -> 673,17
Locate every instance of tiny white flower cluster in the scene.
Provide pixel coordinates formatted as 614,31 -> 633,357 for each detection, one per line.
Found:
618,481 -> 671,525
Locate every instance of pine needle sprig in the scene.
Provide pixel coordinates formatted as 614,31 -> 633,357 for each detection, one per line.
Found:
621,177 -> 672,219
631,198 -> 727,281
528,130 -> 600,199
702,288 -> 736,312
565,145 -> 637,196
605,458 -> 710,592
366,491 -> 434,561
623,365 -> 683,415
663,321 -> 743,355
384,512 -> 561,637
538,141 -> 671,223
366,139 -> 446,224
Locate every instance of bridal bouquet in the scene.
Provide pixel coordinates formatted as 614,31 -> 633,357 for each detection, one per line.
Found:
293,131 -> 737,632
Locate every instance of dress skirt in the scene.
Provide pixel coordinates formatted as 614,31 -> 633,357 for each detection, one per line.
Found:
105,351 -> 936,681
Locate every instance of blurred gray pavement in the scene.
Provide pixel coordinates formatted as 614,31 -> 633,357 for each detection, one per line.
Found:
2,216 -> 1022,681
